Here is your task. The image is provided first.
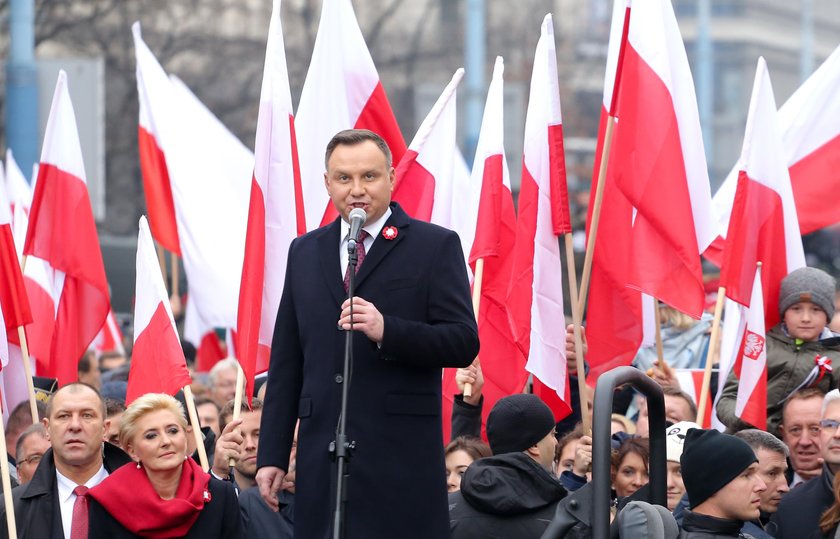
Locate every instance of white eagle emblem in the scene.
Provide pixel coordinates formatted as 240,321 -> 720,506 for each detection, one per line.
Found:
743,330 -> 765,360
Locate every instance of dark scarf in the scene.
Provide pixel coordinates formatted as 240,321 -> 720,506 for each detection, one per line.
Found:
89,457 -> 210,538
681,510 -> 745,537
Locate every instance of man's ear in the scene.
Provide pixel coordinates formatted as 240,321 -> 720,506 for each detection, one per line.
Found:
524,444 -> 541,459
388,167 -> 396,192
102,418 -> 111,441
42,417 -> 50,439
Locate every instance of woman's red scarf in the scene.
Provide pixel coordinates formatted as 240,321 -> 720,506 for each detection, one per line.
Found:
89,457 -> 211,538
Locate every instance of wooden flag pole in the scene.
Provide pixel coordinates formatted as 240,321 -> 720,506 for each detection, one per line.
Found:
228,363 -> 245,467
156,243 -> 167,287
564,234 -> 590,435
183,385 -> 210,472
696,286 -> 726,427
653,299 -> 668,369
577,118 -> 616,317
464,258 -> 485,398
0,418 -> 18,538
171,254 -> 180,299
16,327 -> 40,425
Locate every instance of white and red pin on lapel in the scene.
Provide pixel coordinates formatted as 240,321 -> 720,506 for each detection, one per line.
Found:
382,226 -> 398,240
203,489 -> 212,503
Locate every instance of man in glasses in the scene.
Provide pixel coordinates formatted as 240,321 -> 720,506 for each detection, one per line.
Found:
15,425 -> 50,485
772,389 -> 840,538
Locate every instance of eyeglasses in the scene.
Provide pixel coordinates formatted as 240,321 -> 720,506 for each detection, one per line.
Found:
19,453 -> 43,466
820,419 -> 840,432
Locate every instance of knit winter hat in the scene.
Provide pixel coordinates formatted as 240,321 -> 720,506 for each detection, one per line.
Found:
680,429 -> 757,509
779,266 -> 836,320
486,394 -> 555,455
666,421 -> 700,463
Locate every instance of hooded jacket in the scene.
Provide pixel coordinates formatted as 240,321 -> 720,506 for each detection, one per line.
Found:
448,452 -> 566,538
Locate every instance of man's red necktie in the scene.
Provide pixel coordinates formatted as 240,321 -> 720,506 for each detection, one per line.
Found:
70,485 -> 89,539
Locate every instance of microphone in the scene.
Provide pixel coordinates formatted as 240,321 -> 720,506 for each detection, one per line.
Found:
348,207 -> 367,244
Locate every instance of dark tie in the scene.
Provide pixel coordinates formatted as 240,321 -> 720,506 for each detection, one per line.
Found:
70,485 -> 89,539
344,230 -> 369,292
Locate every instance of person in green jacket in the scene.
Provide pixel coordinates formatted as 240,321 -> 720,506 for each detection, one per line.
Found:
717,267 -> 840,435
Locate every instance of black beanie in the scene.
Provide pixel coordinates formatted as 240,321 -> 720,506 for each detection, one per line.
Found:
486,394 -> 555,455
680,429 -> 757,509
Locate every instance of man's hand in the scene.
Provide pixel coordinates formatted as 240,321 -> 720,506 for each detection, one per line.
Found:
799,459 -> 824,482
455,360 -> 484,405
211,418 -> 244,478
647,359 -> 680,390
256,466 -> 290,512
573,435 -> 593,477
339,296 -> 385,343
565,324 -> 587,376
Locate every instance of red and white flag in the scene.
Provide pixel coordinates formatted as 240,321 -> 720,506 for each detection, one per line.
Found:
92,310 -> 125,357
392,69 -> 464,222
4,148 -> 33,213
23,71 -> 110,386
507,15 -> 570,418
712,43 -> 840,240
295,0 -> 407,230
733,266 -> 767,429
127,217 -> 192,404
673,368 -> 713,429
133,22 -> 181,255
237,0 -> 302,402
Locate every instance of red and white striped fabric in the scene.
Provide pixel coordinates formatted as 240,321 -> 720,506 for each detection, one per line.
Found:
295,0 -> 407,231
133,22 -> 181,255
23,71 -> 110,386
237,0 -> 302,402
92,310 -> 125,357
126,217 -> 192,405
4,148 -> 33,213
673,369 -> 713,429
733,266 -> 767,430
392,69 -> 464,223
507,14 -> 570,419
712,43 -> 840,240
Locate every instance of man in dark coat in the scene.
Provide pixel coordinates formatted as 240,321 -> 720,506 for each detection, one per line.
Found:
449,394 -> 567,538
771,389 -> 840,539
256,129 -> 479,538
0,383 -> 132,539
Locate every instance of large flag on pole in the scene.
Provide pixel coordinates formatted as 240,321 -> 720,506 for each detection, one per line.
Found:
23,71 -> 110,386
127,217 -> 192,404
237,0 -> 301,403
733,266 -> 767,430
133,23 -> 181,254
712,43 -> 840,241
392,69 -> 464,222
295,0 -> 407,231
0,185 -> 32,337
508,15 -> 570,417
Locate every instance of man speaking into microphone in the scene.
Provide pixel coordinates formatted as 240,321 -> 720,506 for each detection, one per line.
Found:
256,129 -> 479,538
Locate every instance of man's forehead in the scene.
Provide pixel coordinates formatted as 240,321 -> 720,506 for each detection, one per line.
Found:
785,397 -> 822,421
823,399 -> 840,420
52,390 -> 101,412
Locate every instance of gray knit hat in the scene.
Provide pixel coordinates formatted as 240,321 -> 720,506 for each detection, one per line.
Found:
779,267 -> 836,319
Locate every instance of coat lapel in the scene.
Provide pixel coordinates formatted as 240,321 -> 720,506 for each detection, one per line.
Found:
355,203 -> 410,291
317,220 -> 346,307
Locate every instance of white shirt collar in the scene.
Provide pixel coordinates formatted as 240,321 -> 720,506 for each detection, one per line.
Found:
56,464 -> 109,503
340,206 -> 392,245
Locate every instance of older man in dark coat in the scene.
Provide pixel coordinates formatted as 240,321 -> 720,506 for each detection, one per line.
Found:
256,129 -> 479,538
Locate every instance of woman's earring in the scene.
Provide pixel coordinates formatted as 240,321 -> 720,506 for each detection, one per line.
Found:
136,461 -> 141,469
184,454 -> 188,461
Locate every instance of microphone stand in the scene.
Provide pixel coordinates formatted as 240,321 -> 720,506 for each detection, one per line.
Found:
332,237 -> 359,539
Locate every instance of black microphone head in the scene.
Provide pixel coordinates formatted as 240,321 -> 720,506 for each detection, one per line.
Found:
349,207 -> 367,224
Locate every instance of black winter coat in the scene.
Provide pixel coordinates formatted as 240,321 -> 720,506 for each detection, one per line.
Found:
679,510 -> 754,538
448,452 -> 567,538
770,465 -> 834,539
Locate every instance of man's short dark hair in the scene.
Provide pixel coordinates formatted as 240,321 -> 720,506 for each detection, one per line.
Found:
219,398 -> 264,434
324,129 -> 392,169
782,387 -> 825,422
7,400 -> 46,436
663,386 -> 698,422
78,350 -> 96,375
15,424 -> 47,462
734,428 -> 790,458
45,382 -> 106,419
104,398 -> 126,418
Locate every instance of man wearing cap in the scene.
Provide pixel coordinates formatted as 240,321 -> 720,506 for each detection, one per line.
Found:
678,429 -> 767,538
448,394 -> 566,538
717,266 -> 840,435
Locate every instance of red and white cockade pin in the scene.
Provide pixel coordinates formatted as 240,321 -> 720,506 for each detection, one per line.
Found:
203,489 -> 212,503
382,226 -> 398,240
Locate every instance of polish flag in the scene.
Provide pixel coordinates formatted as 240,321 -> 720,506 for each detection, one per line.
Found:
92,310 -> 125,357
23,71 -> 110,386
443,57 -> 522,439
733,267 -> 767,430
127,217 -> 192,404
507,15 -> 570,418
673,368 -> 713,429
295,0 -> 407,231
392,69 -> 464,222
0,177 -> 32,352
712,43 -> 840,242
237,0 -> 302,403
133,23 -> 181,255
4,148 -> 33,213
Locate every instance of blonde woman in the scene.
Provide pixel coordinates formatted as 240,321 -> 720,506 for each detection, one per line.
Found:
87,393 -> 241,538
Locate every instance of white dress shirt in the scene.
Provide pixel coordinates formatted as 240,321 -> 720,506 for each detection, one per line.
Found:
56,465 -> 109,539
339,207 -> 391,279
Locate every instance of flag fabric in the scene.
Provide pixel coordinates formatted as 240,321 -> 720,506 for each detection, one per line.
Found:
712,43 -> 840,240
195,330 -> 227,373
127,217 -> 192,404
133,23 -> 181,255
295,0 -> 407,231
92,310 -> 125,357
507,14 -> 570,418
392,69 -> 464,222
442,57 -> 522,439
673,368 -> 713,429
733,267 -> 768,430
237,0 -> 302,403
23,71 -> 110,386
0,183 -> 32,334
4,148 -> 33,213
